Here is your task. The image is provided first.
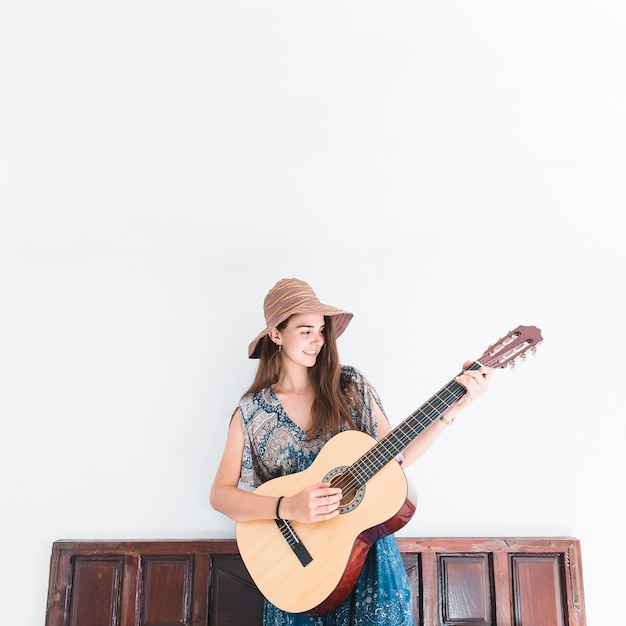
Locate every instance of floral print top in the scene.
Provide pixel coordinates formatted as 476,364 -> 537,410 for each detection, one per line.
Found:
238,366 -> 380,490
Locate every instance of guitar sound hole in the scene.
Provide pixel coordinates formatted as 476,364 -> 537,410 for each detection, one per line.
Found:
324,468 -> 366,514
339,485 -> 358,506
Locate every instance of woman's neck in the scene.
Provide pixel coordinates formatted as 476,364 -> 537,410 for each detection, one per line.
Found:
275,379 -> 311,397
275,367 -> 312,397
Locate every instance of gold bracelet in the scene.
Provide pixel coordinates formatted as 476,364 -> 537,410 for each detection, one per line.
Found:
440,414 -> 456,425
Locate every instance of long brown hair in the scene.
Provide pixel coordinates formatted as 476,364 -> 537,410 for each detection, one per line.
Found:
243,316 -> 360,439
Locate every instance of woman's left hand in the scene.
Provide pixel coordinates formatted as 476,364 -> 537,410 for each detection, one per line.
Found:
451,361 -> 494,412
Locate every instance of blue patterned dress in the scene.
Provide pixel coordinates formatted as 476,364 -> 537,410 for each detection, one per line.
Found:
237,366 -> 415,626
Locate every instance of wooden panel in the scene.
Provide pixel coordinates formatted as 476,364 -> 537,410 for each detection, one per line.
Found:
121,554 -> 140,626
439,553 -> 493,625
45,538 -> 586,626
492,549 -> 513,626
69,557 -> 123,626
395,537 -> 586,626
209,555 -> 264,626
511,554 -> 566,626
141,556 -> 193,626
401,553 -> 421,624
191,555 -> 211,626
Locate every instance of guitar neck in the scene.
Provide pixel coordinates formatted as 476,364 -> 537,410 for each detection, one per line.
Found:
350,361 -> 480,484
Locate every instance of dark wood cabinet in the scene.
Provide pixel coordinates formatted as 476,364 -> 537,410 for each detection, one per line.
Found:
46,537 -> 585,625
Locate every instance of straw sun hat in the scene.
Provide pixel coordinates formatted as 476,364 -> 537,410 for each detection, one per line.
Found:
248,278 -> 353,358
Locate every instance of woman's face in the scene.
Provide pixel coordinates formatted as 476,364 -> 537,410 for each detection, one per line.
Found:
277,313 -> 326,367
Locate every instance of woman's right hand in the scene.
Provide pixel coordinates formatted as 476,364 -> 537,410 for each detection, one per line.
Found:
281,483 -> 343,522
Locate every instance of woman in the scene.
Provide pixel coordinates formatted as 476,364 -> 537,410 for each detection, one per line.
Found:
210,278 -> 492,625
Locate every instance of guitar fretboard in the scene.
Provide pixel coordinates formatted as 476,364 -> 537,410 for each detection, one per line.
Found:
350,361 -> 481,485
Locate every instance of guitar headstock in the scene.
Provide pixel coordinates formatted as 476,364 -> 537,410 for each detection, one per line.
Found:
477,325 -> 543,369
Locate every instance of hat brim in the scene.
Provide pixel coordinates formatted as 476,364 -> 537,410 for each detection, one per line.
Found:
248,308 -> 353,358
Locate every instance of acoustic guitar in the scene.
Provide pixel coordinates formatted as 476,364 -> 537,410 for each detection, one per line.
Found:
236,325 -> 543,616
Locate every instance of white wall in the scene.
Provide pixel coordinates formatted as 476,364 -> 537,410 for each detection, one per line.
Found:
1,1 -> 624,624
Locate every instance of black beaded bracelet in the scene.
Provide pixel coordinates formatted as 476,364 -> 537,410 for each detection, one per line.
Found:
275,496 -> 285,520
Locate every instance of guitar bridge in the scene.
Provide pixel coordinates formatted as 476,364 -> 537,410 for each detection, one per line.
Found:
275,519 -> 313,567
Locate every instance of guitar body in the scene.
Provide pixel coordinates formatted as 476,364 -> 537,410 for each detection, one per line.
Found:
236,430 -> 417,616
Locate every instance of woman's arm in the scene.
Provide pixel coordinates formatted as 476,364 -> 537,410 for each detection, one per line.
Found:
209,410 -> 278,521
209,410 -> 341,522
